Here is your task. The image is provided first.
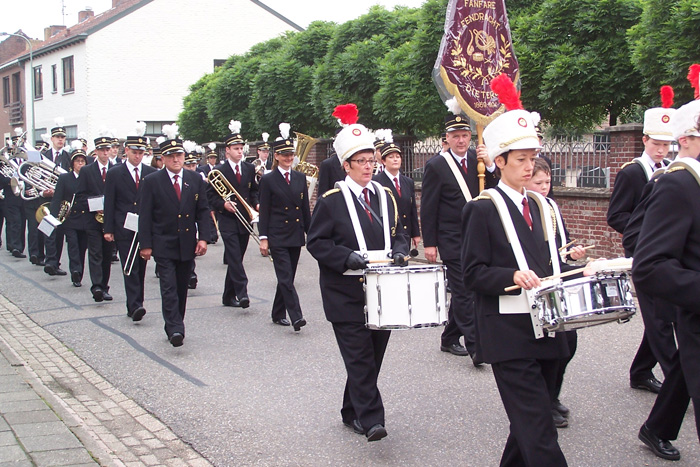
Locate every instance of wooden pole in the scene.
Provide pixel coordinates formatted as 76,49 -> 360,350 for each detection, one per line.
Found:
477,123 -> 485,192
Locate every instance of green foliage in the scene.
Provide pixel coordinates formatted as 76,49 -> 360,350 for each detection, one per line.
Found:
179,73 -> 218,142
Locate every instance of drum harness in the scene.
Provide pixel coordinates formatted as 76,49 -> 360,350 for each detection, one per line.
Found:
481,189 -> 561,339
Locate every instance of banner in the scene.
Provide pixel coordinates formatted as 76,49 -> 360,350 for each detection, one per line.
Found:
432,0 -> 520,126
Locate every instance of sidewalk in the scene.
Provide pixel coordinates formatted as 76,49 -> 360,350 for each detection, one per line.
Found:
0,294 -> 213,467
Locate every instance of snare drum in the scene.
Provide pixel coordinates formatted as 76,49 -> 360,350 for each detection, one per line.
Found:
364,265 -> 448,330
535,271 -> 636,332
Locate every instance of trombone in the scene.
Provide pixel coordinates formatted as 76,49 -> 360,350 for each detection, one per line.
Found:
123,233 -> 140,276
207,168 -> 272,262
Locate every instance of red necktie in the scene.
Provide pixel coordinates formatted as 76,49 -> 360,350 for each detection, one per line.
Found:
235,164 -> 241,184
173,174 -> 181,201
285,172 -> 290,185
363,188 -> 373,223
134,167 -> 139,189
654,162 -> 662,169
460,158 -> 467,175
101,167 -> 106,182
522,197 -> 532,229
394,177 -> 401,197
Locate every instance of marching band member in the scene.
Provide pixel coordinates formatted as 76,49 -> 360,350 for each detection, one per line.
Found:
258,126 -> 311,331
207,120 -> 258,309
372,135 -> 420,250
51,144 -> 88,287
75,135 -> 115,302
607,88 -> 678,393
461,77 -> 585,465
633,96 -> 700,462
41,119 -> 71,171
421,98 -> 497,364
151,140 -> 164,170
197,143 -> 219,245
317,128 -> 345,195
138,126 -> 211,347
184,147 -> 204,289
3,141 -> 27,259
307,104 -> 408,442
256,134 -> 273,171
103,124 -> 156,322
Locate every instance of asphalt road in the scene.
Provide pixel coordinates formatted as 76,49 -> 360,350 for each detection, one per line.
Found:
0,241 -> 698,466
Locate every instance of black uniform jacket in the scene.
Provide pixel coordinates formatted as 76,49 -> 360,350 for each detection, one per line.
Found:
607,160 -> 665,234
50,172 -> 80,229
307,188 -> 409,323
317,156 -> 345,196
421,149 -> 496,260
138,169 -> 211,261
461,187 -> 573,364
258,169 -> 310,248
632,167 -> 700,397
103,163 -> 156,242
206,160 -> 258,235
74,160 -> 114,230
373,171 -> 420,239
41,147 -> 71,172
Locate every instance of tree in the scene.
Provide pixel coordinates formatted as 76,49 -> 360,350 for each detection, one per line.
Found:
179,73 -> 219,142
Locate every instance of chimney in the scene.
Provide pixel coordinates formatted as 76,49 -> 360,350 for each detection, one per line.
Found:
79,8 -> 94,23
44,25 -> 67,41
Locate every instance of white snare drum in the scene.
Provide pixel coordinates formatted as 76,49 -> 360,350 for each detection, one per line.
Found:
364,265 -> 448,330
535,271 -> 636,332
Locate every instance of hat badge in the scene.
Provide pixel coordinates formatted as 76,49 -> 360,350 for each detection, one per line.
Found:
456,116 -> 462,122
171,141 -> 176,146
518,118 -> 528,128
138,138 -> 143,143
352,129 -> 362,136
662,115 -> 670,123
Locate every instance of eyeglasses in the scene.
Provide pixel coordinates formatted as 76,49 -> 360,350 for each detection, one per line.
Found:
349,158 -> 376,166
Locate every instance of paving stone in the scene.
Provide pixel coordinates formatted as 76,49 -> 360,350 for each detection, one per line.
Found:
0,444 -> 28,463
3,410 -> 57,425
31,447 -> 97,466
0,399 -> 49,413
20,432 -> 82,453
0,431 -> 17,446
13,421 -> 70,438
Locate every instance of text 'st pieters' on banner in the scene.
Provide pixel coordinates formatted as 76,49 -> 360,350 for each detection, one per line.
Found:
432,0 -> 520,126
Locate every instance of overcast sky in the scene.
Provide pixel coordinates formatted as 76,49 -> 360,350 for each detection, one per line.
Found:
2,0 -> 428,40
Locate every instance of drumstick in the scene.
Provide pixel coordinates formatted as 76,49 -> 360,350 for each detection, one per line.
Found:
558,239 -> 576,252
504,266 -> 587,292
562,244 -> 595,256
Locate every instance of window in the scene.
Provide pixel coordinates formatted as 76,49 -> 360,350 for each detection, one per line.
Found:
62,56 -> 74,93
213,59 -> 226,69
2,77 -> 9,107
51,65 -> 57,93
144,121 -> 175,136
11,72 -> 21,103
64,125 -> 78,139
33,66 -> 43,99
34,128 -> 47,144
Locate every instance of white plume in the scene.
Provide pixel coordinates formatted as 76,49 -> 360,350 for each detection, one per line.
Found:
196,145 -> 204,154
54,117 -> 65,127
97,125 -> 110,137
228,120 -> 241,134
279,123 -> 290,140
182,140 -> 197,153
109,128 -> 117,138
374,129 -> 386,142
530,112 -> 542,128
261,132 -> 269,143
71,140 -> 83,151
162,123 -> 179,140
41,132 -> 51,143
146,137 -> 150,145
445,96 -> 462,116
156,136 -> 166,145
208,142 -> 216,151
134,121 -> 147,137
384,129 -> 394,144
14,127 -> 23,136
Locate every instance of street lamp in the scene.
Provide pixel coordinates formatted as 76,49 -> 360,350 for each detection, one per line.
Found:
0,32 -> 35,146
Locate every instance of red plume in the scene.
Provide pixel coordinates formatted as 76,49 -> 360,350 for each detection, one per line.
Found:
490,74 -> 523,111
660,85 -> 674,108
332,104 -> 359,125
688,64 -> 700,99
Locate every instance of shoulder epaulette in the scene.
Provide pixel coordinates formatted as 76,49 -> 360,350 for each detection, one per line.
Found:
620,161 -> 635,170
472,195 -> 490,201
322,188 -> 340,198
665,166 -> 686,174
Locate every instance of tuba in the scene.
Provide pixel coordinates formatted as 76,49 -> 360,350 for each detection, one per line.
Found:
0,154 -> 21,196
293,132 -> 319,195
17,159 -> 66,200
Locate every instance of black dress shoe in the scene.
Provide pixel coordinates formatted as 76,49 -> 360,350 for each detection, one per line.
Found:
132,307 -> 146,322
238,297 -> 250,308
44,264 -> 58,276
293,318 -> 307,332
470,353 -> 484,367
273,318 -> 291,326
92,287 -> 104,302
30,255 -> 39,265
102,291 -> 113,301
343,419 -> 364,435
54,267 -> 67,276
188,276 -> 198,289
552,409 -> 568,428
366,424 -> 387,442
223,298 -> 241,307
169,333 -> 184,347
638,423 -> 680,460
71,271 -> 81,283
12,249 -> 26,259
553,399 -> 570,418
72,281 -> 82,287
440,343 -> 469,356
631,376 -> 662,394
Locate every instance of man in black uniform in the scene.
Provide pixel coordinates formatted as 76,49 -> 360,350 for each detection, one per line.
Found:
207,121 -> 258,309
2,148 -> 26,259
317,145 -> 345,196
258,133 -> 311,331
139,133 -> 211,347
307,106 -> 408,442
607,104 -> 678,393
75,136 -> 114,302
104,130 -> 156,322
197,144 -> 219,244
421,112 -> 496,363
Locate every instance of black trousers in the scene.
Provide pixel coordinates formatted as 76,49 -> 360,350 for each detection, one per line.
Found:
553,331 -> 578,401
3,199 -> 24,253
23,198 -> 45,261
629,289 -> 677,381
116,236 -> 146,314
44,227 -> 65,269
492,358 -> 567,467
332,322 -> 391,431
221,231 -> 249,302
270,246 -> 302,323
85,229 -> 112,291
155,257 -> 193,338
646,345 -> 690,441
441,257 -> 476,354
64,228 -> 87,278
0,199 -> 4,248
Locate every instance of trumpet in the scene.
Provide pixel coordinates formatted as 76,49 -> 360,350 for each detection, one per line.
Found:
252,158 -> 266,182
208,168 -> 272,261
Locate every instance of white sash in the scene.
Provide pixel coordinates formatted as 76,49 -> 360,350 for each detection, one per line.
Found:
441,152 -> 472,202
666,158 -> 700,186
546,198 -> 568,261
633,158 -> 654,181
